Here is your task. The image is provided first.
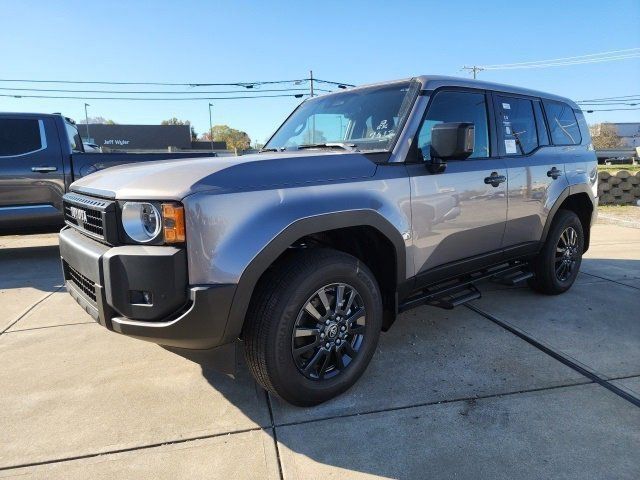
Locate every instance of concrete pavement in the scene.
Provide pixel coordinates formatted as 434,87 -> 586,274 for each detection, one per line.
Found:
0,223 -> 638,479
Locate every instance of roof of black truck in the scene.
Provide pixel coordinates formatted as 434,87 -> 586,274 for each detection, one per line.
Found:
0,112 -> 66,118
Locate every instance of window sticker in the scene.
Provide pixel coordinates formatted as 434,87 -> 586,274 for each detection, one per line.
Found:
502,103 -> 511,110
505,126 -> 512,135
504,139 -> 517,154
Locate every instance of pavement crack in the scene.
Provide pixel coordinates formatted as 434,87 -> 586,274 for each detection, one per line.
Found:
0,427 -> 264,472
580,271 -> 640,291
265,391 -> 285,480
0,286 -> 63,336
272,380 -> 593,430
466,304 -> 640,408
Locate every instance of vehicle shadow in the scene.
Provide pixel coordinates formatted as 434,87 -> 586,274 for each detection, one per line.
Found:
0,244 -> 63,291
165,257 -> 639,477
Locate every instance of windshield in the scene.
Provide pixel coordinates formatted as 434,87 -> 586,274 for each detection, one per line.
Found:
264,80 -> 419,152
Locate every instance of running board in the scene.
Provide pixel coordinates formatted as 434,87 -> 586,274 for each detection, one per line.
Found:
491,270 -> 534,286
399,262 -> 531,312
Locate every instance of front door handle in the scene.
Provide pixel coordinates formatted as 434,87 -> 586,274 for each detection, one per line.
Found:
547,167 -> 562,179
484,172 -> 506,187
31,166 -> 58,173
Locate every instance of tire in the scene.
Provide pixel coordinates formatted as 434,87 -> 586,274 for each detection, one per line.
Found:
528,209 -> 584,295
243,248 -> 383,406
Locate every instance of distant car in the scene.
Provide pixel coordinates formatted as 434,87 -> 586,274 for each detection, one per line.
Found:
83,142 -> 101,152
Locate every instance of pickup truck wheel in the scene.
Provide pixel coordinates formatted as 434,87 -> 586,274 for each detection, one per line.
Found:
243,249 -> 383,406
528,209 -> 584,295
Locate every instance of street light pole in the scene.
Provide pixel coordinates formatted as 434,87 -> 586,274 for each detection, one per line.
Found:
84,103 -> 90,140
208,103 -> 214,153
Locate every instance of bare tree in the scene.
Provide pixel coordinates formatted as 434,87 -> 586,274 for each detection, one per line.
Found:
590,123 -> 624,149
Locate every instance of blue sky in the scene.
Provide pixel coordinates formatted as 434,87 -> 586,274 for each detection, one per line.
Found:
1,0 -> 639,144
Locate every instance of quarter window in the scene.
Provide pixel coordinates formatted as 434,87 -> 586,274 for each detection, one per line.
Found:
0,118 -> 44,157
65,122 -> 83,152
417,91 -> 489,160
497,96 -> 538,156
543,100 -> 582,145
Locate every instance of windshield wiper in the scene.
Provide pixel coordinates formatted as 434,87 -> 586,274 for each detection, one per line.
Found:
297,142 -> 357,151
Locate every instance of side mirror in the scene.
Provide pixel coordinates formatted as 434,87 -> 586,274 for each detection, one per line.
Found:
427,122 -> 475,173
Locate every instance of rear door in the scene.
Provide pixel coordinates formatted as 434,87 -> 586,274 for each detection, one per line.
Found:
0,116 -> 66,227
493,94 -> 568,249
408,89 -> 508,278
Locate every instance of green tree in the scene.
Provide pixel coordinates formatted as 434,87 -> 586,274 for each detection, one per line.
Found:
205,125 -> 251,155
590,123 -> 624,149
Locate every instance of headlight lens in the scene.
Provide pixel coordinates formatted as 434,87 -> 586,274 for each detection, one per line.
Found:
121,202 -> 162,243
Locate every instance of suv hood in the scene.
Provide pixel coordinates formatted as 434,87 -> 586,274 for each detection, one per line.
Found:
70,151 -> 379,200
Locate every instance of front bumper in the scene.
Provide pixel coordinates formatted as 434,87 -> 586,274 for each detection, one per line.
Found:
59,227 -> 236,350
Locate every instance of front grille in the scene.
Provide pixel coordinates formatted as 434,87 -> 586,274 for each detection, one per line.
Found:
64,204 -> 104,236
63,193 -> 116,244
66,263 -> 97,302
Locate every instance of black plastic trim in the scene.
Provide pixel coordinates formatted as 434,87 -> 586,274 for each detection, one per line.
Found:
224,210 -> 407,342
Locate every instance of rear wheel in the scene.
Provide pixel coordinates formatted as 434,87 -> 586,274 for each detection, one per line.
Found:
528,209 -> 584,295
243,249 -> 382,406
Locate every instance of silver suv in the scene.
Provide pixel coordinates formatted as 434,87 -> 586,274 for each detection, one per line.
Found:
59,76 -> 598,406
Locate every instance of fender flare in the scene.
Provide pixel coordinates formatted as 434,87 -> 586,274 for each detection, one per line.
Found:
540,183 -> 596,246
222,210 -> 407,342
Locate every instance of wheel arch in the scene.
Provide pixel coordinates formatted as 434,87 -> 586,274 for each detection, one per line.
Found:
224,210 -> 406,342
542,184 -> 595,252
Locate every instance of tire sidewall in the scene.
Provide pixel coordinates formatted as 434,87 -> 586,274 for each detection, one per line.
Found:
267,257 -> 382,404
544,211 -> 584,292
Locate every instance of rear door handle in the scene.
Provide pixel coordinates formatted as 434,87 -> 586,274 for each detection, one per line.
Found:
484,172 -> 506,187
547,167 -> 562,179
31,166 -> 58,173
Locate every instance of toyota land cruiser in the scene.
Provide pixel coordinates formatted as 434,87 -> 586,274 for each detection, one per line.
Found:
59,76 -> 597,406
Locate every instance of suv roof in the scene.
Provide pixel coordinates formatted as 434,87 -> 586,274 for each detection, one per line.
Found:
322,75 -> 581,111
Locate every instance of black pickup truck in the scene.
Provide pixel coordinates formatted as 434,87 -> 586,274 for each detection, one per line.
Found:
0,112 -> 213,229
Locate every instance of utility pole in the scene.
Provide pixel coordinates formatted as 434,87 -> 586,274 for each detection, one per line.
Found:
84,103 -> 90,140
309,70 -> 315,143
462,66 -> 484,79
208,103 -> 214,153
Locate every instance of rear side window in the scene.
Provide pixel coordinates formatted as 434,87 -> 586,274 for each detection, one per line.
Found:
418,90 -> 490,160
0,118 -> 44,157
496,96 -> 538,155
543,100 -> 582,145
65,122 -> 83,152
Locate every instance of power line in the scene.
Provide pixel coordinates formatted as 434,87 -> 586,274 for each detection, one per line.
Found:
483,54 -> 640,70
0,77 -> 309,87
0,76 -> 355,89
0,93 -> 312,101
480,47 -> 640,69
578,94 -> 640,101
584,107 -> 640,112
577,102 -> 639,106
0,86 -> 332,95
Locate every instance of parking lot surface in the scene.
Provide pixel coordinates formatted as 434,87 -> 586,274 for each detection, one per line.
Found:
1,224 -> 638,479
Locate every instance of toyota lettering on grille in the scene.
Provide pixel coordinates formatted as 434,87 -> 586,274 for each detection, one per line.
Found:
70,206 -> 88,223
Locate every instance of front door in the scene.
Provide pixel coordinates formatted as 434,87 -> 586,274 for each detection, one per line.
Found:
0,116 -> 66,227
409,89 -> 508,278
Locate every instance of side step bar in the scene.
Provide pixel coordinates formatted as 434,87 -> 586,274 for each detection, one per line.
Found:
398,262 -> 532,312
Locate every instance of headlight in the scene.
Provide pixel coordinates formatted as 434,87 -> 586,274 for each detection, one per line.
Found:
121,202 -> 162,243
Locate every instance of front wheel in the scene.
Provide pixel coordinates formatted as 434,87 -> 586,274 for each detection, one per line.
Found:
528,209 -> 584,295
243,249 -> 383,406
